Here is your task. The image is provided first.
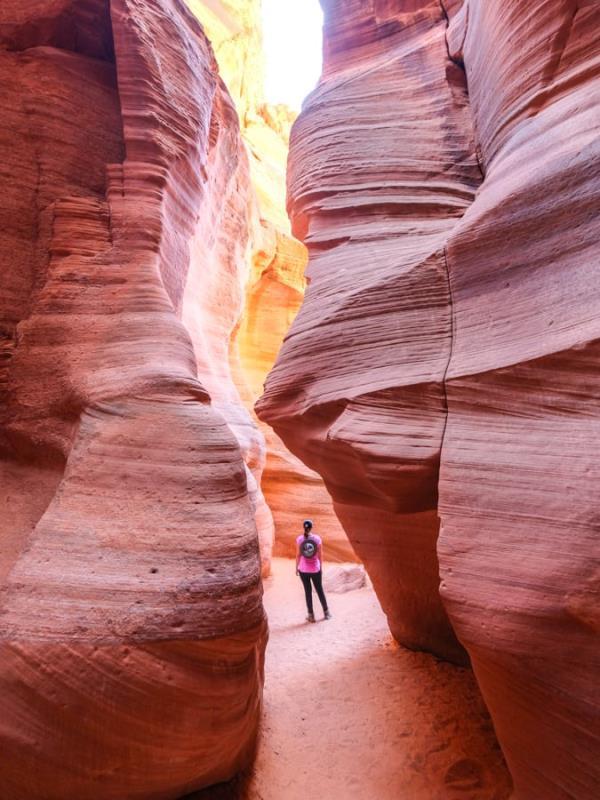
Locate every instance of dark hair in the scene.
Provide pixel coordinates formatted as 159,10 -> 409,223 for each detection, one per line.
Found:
303,519 -> 313,536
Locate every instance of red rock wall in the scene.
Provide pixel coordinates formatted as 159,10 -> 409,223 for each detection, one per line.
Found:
259,0 -> 600,797
179,74 -> 275,575
438,2 -> 600,798
258,0 -> 479,662
0,1 -> 266,798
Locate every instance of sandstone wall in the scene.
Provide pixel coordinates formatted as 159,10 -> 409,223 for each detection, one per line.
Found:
258,0 -> 600,797
258,0 -> 477,661
190,0 -> 352,560
0,1 -> 266,798
439,2 -> 600,798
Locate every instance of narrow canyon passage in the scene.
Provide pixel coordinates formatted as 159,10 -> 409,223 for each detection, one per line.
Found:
195,559 -> 511,800
1,1 -> 597,798
187,6 -> 511,796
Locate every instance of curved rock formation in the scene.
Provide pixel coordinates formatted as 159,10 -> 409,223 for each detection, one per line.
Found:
190,0 -> 352,561
169,0 -> 273,575
258,0 -> 600,797
258,0 -> 479,661
0,1 -> 266,798
438,2 -> 600,798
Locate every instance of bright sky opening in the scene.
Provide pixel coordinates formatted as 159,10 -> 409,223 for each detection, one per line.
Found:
262,0 -> 324,111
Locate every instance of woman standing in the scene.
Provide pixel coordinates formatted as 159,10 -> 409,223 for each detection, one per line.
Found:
296,519 -> 331,623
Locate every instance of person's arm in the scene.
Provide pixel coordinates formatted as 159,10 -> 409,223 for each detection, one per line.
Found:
296,542 -> 301,575
318,542 -> 323,565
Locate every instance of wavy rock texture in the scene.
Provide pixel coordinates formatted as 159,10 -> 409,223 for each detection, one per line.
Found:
258,0 -> 600,797
258,0 -> 479,661
190,0 -> 352,560
0,1 -> 266,798
438,2 -> 600,798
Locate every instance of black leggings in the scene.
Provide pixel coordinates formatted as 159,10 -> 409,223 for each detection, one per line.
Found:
299,570 -> 328,615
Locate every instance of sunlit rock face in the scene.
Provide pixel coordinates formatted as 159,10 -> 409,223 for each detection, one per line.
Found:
258,1 -> 600,797
174,0 -> 272,573
190,0 -> 352,561
0,1 -> 266,798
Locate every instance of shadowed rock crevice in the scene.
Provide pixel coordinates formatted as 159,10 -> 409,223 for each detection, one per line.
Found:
0,0 -> 117,61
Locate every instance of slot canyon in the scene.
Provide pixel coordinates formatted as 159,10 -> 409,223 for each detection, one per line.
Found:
0,1 -> 597,800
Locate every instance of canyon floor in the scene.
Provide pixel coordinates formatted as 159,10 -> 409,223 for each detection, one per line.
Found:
195,558 -> 512,800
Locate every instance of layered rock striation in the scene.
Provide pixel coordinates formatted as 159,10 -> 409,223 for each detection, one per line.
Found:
190,0 -> 352,560
438,3 -> 600,798
258,1 -> 600,798
0,1 -> 266,798
259,0 -> 480,661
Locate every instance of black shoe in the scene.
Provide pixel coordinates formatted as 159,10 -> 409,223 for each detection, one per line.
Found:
324,610 -> 332,620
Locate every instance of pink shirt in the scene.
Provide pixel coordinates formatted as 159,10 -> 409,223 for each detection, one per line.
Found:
297,533 -> 322,573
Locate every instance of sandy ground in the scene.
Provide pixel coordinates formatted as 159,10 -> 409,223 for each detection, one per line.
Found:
194,559 -> 512,800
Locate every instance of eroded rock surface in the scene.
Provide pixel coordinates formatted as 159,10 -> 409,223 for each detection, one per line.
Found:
258,0 -> 478,662
439,3 -> 600,798
258,0 -> 600,797
190,0 -> 352,561
0,1 -> 266,798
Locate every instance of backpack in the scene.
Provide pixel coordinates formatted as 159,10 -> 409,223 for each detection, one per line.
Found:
300,536 -> 318,559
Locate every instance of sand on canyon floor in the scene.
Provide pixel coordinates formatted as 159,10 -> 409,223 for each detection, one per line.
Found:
195,558 -> 512,800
